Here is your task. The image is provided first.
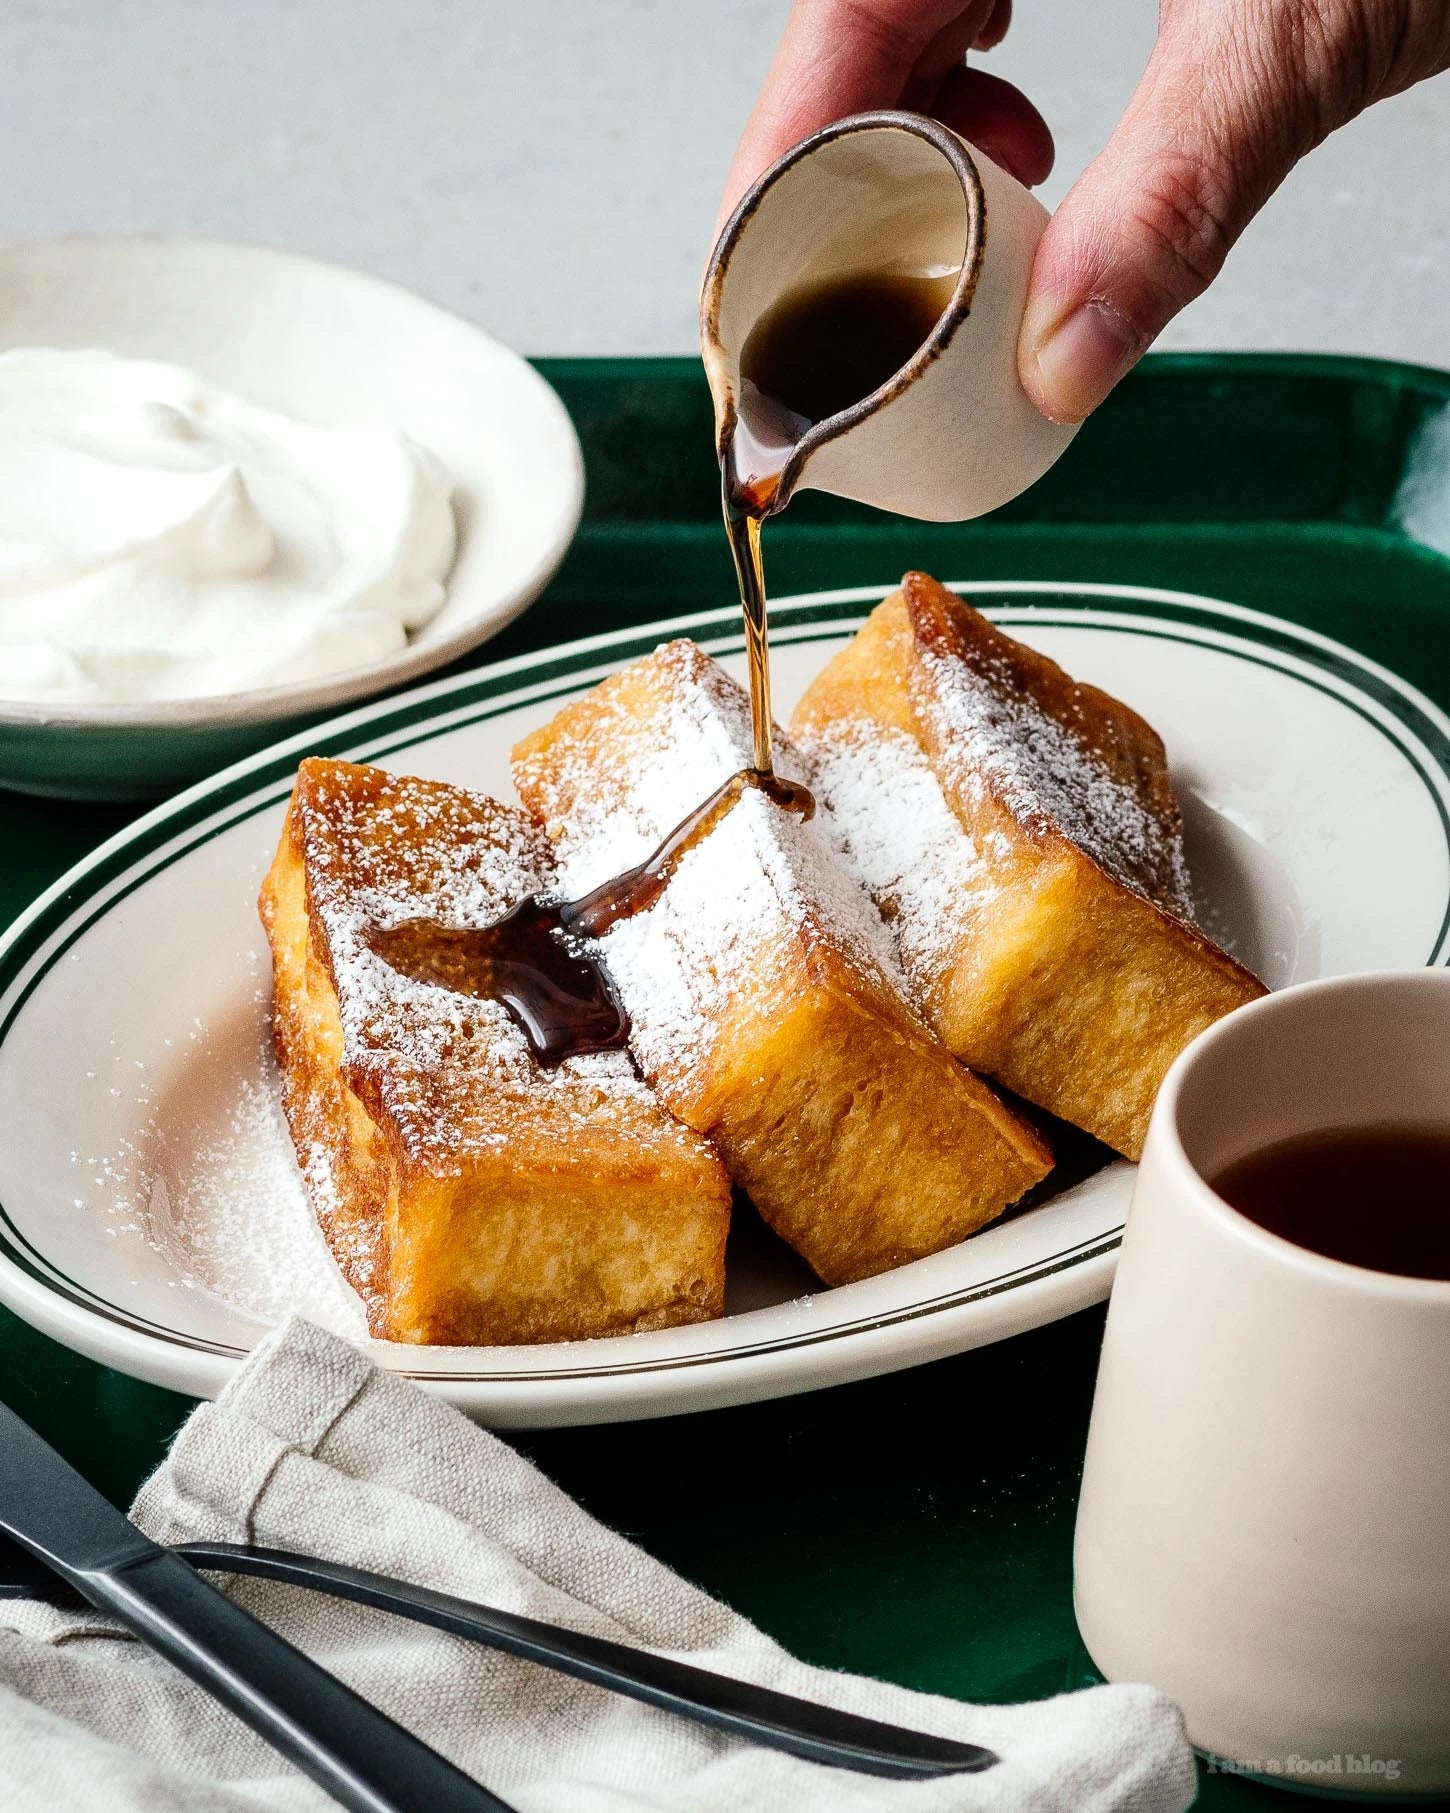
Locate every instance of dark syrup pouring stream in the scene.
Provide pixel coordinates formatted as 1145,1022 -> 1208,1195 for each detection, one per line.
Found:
347,267 -> 1000,1782
374,270 -> 959,1065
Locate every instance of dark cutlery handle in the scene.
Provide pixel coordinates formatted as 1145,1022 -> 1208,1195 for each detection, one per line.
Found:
180,1542 -> 996,1782
73,1549 -> 514,1813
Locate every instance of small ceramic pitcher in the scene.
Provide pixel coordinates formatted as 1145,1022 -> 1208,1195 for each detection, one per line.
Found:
700,110 -> 1077,522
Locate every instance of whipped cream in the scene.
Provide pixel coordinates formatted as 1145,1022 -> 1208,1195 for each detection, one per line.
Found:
0,348 -> 457,703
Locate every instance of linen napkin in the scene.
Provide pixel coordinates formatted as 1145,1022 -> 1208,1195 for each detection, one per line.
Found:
0,1318 -> 1196,1812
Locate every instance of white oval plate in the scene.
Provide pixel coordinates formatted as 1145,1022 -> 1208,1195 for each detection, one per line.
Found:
2,582 -> 1448,1425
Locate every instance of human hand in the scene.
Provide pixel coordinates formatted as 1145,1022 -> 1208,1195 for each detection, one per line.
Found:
720,0 -> 1450,423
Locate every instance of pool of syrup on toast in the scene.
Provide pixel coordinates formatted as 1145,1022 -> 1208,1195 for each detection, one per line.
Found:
370,767 -> 811,1065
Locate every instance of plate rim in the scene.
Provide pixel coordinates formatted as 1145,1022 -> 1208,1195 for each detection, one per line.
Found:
4,579 -> 1449,1419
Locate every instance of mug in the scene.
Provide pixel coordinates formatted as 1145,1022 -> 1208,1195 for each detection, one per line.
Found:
700,110 -> 1078,522
1074,971 -> 1450,1796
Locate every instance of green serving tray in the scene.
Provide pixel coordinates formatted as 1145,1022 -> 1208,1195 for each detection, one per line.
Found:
5,352 -> 1450,1810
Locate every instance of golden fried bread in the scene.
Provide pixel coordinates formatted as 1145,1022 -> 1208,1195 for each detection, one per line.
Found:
259,757 -> 731,1345
512,641 -> 1052,1287
792,573 -> 1265,1159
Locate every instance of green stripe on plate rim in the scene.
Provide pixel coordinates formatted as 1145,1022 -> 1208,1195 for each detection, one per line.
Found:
3,582 -> 1449,1378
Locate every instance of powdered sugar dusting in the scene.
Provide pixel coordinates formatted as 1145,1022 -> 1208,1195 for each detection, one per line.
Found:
519,642 -> 913,1092
79,994 -> 371,1336
159,1071 -> 369,1335
915,639 -> 1195,917
808,720 -> 1004,994
298,764 -> 666,1164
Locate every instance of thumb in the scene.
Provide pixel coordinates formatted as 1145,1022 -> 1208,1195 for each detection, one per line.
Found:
1017,31 -> 1303,423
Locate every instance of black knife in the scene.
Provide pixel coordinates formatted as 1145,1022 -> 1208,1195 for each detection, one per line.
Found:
0,1399 -> 514,1813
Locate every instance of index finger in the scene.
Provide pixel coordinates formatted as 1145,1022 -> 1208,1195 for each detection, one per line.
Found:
717,0 -> 987,231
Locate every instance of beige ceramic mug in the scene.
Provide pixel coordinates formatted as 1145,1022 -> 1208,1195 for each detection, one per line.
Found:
701,110 -> 1078,521
1075,971 -> 1450,1796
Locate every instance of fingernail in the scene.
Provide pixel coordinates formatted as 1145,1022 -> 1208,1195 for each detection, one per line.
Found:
1030,300 -> 1141,423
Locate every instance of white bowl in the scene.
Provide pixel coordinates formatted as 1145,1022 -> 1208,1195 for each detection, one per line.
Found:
0,236 -> 584,800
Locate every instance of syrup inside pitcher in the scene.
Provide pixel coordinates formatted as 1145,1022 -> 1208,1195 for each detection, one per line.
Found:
722,264 -> 959,776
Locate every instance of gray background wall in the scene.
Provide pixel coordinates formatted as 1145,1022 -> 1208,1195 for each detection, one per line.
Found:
3,0 -> 1446,364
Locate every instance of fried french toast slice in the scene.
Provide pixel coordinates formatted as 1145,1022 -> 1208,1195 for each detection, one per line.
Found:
512,641 -> 1052,1287
259,757 -> 731,1345
792,572 -> 1265,1160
